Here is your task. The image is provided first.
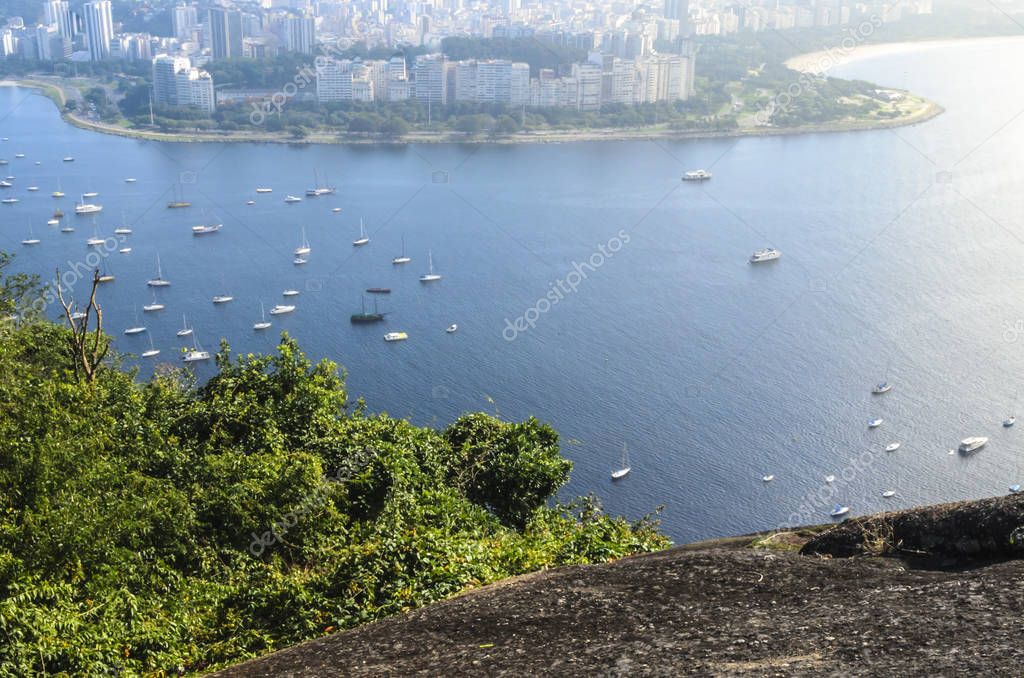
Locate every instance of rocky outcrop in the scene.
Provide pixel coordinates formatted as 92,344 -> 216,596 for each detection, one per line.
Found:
214,495 -> 1024,676
801,493 -> 1024,565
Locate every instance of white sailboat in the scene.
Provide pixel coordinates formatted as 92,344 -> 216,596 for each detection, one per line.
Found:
419,250 -> 442,282
143,292 -> 164,312
182,332 -> 211,362
253,301 -> 272,330
212,293 -> 233,304
74,194 -> 102,214
147,254 -> 171,287
392,236 -> 411,264
352,218 -> 369,246
21,224 -> 40,245
113,211 -> 132,235
611,444 -> 631,480
176,314 -> 193,337
141,332 -> 160,358
85,219 -> 104,247
294,227 -> 311,255
124,306 -> 146,335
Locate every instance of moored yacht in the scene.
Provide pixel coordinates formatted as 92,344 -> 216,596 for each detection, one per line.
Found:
749,248 -> 781,263
958,436 -> 988,454
269,304 -> 295,315
682,169 -> 712,181
384,331 -> 408,342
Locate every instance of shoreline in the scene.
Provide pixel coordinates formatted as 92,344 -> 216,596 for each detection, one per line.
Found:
786,34 -> 1024,74
0,36 -> 955,146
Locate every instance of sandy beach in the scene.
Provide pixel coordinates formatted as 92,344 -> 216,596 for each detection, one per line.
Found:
785,34 -> 1024,74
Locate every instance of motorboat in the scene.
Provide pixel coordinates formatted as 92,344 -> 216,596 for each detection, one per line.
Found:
269,304 -> 295,315
749,248 -> 781,263
282,290 -> 300,297
446,324 -> 458,333
761,474 -> 774,482
885,442 -> 901,452
830,504 -> 850,518
872,382 -> 893,394
868,418 -> 884,428
958,437 -> 988,454
682,169 -> 712,181
384,331 -> 408,342
1004,416 -> 1016,427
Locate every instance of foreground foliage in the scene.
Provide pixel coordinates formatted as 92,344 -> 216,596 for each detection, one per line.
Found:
0,299 -> 668,674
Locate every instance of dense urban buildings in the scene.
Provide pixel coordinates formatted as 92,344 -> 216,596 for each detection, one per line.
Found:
0,0 -> 933,114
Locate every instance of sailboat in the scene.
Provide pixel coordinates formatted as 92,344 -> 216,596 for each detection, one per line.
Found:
82,181 -> 98,199
611,443 -> 631,480
97,261 -> 114,283
305,170 -> 335,197
352,218 -> 369,246
86,219 -> 104,246
141,332 -> 160,358
52,178 -> 64,198
294,227 -> 311,255
167,183 -> 191,209
75,194 -> 102,214
350,295 -> 385,324
147,254 -> 171,287
212,293 -> 233,304
419,250 -> 442,282
21,224 -> 40,245
192,210 -> 222,235
253,301 -> 272,330
113,211 -> 132,235
392,236 -> 411,264
124,306 -> 146,335
176,314 -> 193,337
182,331 -> 211,362
143,292 -> 164,312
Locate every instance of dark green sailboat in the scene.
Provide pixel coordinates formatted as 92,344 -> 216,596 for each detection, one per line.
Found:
350,295 -> 385,324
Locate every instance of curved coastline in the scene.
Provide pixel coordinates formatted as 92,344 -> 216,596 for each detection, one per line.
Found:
0,37 -> 956,146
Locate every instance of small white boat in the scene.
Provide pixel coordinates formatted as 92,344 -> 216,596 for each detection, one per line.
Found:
419,250 -> 442,282
147,254 -> 171,287
212,295 -> 233,304
293,257 -> 307,265
1004,416 -> 1016,427
885,442 -> 901,452
63,156 -> 74,162
254,302 -> 272,330
872,382 -> 892,394
384,331 -> 408,342
332,207 -> 342,213
119,247 -> 131,254
749,248 -> 781,263
143,294 -> 165,312
868,418 -> 884,428
269,304 -> 295,315
1010,484 -> 1021,494
47,219 -> 59,226
21,224 -> 40,246
70,311 -> 86,321
446,324 -> 458,333
124,326 -> 146,335
352,218 -> 369,246
1,198 -> 18,204
393,236 -> 411,264
256,187 -> 273,193
82,191 -> 98,199
26,186 -> 38,192
761,474 -> 774,482
294,227 -> 311,255
61,226 -> 74,233
246,200 -> 255,205
192,223 -> 222,235
824,475 -> 835,484
958,436 -> 988,453
86,236 -> 105,247
282,289 -> 300,297
75,202 -> 102,214
830,504 -> 850,518
125,178 -> 137,183
284,195 -> 302,203
14,153 -> 24,159
141,333 -> 160,358
882,490 -> 896,498
182,332 -> 211,363
682,169 -> 712,181
114,227 -> 132,235
0,180 -> 11,188
176,314 -> 193,337
610,444 -> 631,480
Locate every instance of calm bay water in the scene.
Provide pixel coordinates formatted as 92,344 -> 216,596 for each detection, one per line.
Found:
4,38 -> 1024,543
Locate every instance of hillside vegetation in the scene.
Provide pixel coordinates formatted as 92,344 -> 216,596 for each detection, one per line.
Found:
0,256 -> 668,675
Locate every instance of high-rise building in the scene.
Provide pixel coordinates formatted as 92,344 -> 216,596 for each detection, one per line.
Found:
572,62 -> 602,111
207,7 -> 243,60
665,0 -> 691,36
387,55 -> 410,101
152,54 -> 191,107
0,30 -> 13,58
82,0 -> 113,61
151,54 -> 215,113
44,1 -> 74,39
285,14 -> 315,55
172,4 -> 199,40
413,54 -> 449,105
